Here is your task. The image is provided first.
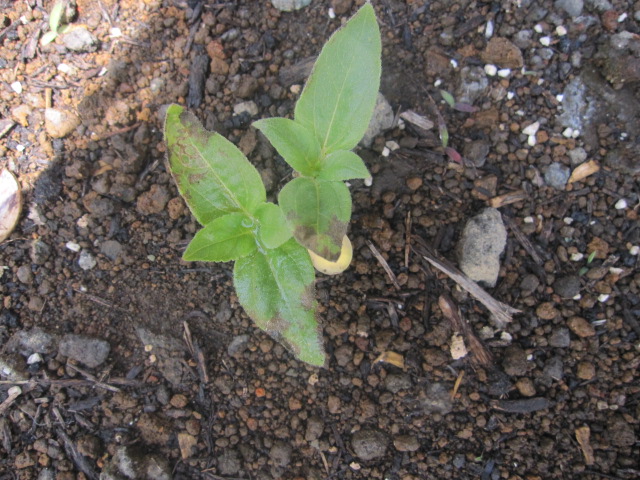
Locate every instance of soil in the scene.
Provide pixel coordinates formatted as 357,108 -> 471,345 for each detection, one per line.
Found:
1,0 -> 639,479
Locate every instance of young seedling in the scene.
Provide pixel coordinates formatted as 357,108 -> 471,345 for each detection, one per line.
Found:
164,4 -> 381,366
41,1 -> 72,46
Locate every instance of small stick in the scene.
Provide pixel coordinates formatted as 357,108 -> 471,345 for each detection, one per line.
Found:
404,211 -> 412,267
503,215 -> 545,265
450,370 -> 464,400
439,294 -> 493,366
0,386 -> 21,415
413,241 -> 520,329
66,364 -> 121,393
366,240 -> 401,290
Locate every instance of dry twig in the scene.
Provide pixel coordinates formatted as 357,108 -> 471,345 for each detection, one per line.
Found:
366,240 -> 401,290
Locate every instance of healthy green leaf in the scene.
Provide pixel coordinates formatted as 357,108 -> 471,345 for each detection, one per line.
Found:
253,118 -> 321,176
255,202 -> 292,250
183,212 -> 257,262
40,31 -> 58,46
164,104 -> 266,225
49,2 -> 66,33
316,150 -> 370,181
234,239 -> 325,366
294,3 -> 381,153
278,177 -> 351,261
440,90 -> 456,108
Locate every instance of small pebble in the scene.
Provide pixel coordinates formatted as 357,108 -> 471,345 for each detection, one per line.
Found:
522,121 -> 540,136
485,20 -> 494,38
484,64 -> 497,76
497,68 -> 511,77
629,245 -> 639,255
66,241 -> 81,252
534,24 -> 543,33
614,199 -> 627,209
598,294 -> 610,303
556,26 -> 567,36
11,82 -> 22,94
540,36 -> 552,46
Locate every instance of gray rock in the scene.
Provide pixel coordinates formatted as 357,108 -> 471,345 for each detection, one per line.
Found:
554,275 -> 581,298
100,446 -> 171,480
519,274 -> 540,295
78,250 -> 97,270
218,449 -> 242,476
457,208 -> 507,287
333,344 -> 353,367
270,0 -> 312,12
59,334 -> 110,368
418,382 -> 453,414
305,416 -> 324,442
544,163 -> 571,189
384,373 -> 412,393
393,435 -> 419,452
30,239 -> 51,265
548,328 -> 571,348
269,441 -> 292,467
16,265 -> 33,284
463,140 -> 490,167
62,27 -> 98,52
227,335 -> 250,357
37,469 -> 55,480
543,356 -> 564,381
100,240 -> 124,262
585,0 -> 613,11
135,327 -> 185,353
233,101 -> 259,117
45,108 -> 81,138
361,93 -> 394,147
568,147 -> 587,165
351,429 -> 388,461
455,66 -> 489,105
557,77 -> 596,133
555,0 -> 583,18
6,327 -> 57,356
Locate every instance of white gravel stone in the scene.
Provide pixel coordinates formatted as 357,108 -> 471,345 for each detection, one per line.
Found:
540,36 -> 552,46
614,199 -> 627,210
10,82 -> 22,94
484,64 -> 498,76
522,121 -> 540,136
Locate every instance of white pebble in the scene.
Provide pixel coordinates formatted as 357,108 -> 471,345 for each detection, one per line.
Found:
598,294 -> 610,303
556,94 -> 564,102
629,245 -> 639,255
290,84 -> 301,94
109,27 -> 122,37
485,20 -> 494,38
19,15 -> 29,25
27,353 -> 43,364
450,58 -> 458,68
563,217 -> 574,224
571,129 -> 580,138
10,81 -> 22,94
540,36 -> 552,46
98,67 -> 108,76
618,13 -> 627,22
614,199 -> 627,210
382,147 -> 390,157
523,216 -> 535,224
434,79 -> 442,87
556,25 -> 567,36
534,24 -> 543,33
16,144 -> 25,152
522,121 -> 540,136
571,252 -> 584,261
147,255 -> 156,261
484,64 -> 497,76
507,91 -> 515,100
562,127 -> 574,138
609,267 -> 624,275
573,293 -> 582,300
385,140 -> 400,151
364,177 -> 373,187
527,135 -> 537,146
66,241 -> 81,252
328,8 -> 335,19
497,68 -> 511,78
500,331 -> 513,343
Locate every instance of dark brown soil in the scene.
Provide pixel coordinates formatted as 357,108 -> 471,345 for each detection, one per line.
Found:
1,0 -> 639,479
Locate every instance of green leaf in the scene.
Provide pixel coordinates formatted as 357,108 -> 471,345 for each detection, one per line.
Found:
255,202 -> 292,250
253,118 -> 321,176
183,212 -> 257,262
278,177 -> 351,261
164,104 -> 266,225
40,31 -> 58,46
234,239 -> 325,366
295,3 -> 381,153
49,1 -> 66,33
440,90 -> 456,108
316,150 -> 370,181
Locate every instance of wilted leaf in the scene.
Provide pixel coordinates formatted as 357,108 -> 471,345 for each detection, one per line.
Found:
164,104 -> 266,225
0,170 -> 22,242
295,4 -> 381,153
444,147 -> 462,164
183,212 -> 257,262
568,160 -> 600,183
278,177 -> 351,261
234,239 -> 325,366
453,102 -> 477,113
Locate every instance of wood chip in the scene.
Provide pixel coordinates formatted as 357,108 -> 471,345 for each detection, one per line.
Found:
493,397 -> 550,413
178,432 -> 198,459
374,351 -> 405,368
0,386 -> 21,415
488,189 -> 527,208
575,425 -> 595,465
399,110 -> 435,131
568,160 -> 600,183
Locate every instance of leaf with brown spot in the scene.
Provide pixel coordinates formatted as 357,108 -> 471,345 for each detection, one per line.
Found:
234,239 -> 325,366
278,177 -> 351,261
164,104 -> 265,225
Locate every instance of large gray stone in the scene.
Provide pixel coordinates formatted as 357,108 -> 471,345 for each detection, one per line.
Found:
59,334 -> 110,368
457,208 -> 507,287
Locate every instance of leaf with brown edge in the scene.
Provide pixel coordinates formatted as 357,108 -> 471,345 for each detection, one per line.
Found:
233,238 -> 325,366
278,177 -> 351,262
